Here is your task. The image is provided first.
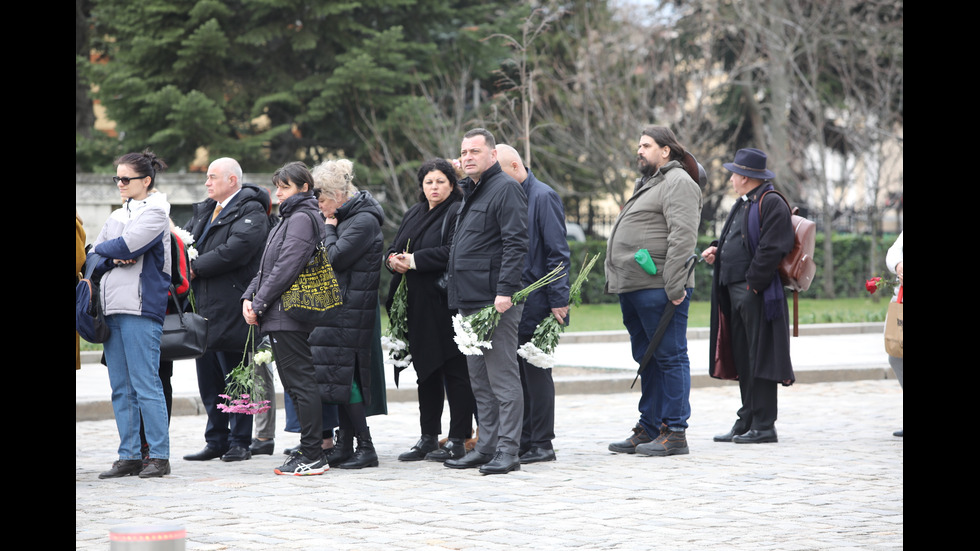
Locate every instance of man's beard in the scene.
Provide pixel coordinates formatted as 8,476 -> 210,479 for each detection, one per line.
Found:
638,157 -> 657,178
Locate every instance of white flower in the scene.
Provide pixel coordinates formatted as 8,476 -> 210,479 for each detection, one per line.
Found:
518,342 -> 555,369
381,336 -> 411,365
253,349 -> 273,365
452,313 -> 492,355
187,246 -> 199,261
171,225 -> 196,246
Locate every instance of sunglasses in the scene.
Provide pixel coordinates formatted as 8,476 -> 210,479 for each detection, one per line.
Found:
112,175 -> 147,185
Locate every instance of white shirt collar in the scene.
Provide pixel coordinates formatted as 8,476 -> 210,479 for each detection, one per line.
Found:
217,188 -> 242,209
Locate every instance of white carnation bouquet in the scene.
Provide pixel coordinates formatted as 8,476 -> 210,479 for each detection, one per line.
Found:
518,253 -> 601,368
453,263 -> 567,356
381,250 -> 412,368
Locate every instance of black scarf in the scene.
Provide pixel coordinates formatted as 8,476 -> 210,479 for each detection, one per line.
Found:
390,194 -> 460,254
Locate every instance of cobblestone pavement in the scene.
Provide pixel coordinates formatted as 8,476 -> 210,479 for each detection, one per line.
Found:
76,379 -> 903,550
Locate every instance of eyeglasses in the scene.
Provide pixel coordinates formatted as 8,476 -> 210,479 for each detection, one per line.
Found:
113,175 -> 147,185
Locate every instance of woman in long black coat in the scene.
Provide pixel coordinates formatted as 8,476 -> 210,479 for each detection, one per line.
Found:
386,158 -> 475,463
309,159 -> 386,469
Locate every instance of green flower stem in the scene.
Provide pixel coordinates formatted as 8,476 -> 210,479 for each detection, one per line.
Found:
512,262 -> 568,304
463,262 -> 568,344
528,254 -> 601,355
223,325 -> 266,402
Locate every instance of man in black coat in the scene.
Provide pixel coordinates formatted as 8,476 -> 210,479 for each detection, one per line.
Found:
702,148 -> 795,444
445,128 -> 529,475
182,157 -> 272,462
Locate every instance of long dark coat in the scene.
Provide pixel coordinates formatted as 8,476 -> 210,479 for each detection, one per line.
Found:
186,183 -> 271,350
708,187 -> 796,384
309,191 -> 386,407
384,194 -> 463,386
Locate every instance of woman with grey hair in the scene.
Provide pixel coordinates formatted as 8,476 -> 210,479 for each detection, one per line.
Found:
309,159 -> 387,469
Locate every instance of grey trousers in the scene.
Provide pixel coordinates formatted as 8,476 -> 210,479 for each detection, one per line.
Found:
253,361 -> 277,440
888,355 -> 903,388
463,303 -> 524,456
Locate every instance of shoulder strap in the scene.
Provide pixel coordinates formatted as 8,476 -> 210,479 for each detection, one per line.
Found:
440,209 -> 449,243
279,209 -> 325,247
758,188 -> 802,336
758,189 -> 791,220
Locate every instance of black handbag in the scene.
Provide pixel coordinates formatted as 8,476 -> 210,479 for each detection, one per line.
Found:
281,211 -> 343,324
160,286 -> 209,362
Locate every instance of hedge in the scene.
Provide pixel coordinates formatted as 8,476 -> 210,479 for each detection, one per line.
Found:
569,232 -> 900,303
380,233 -> 900,307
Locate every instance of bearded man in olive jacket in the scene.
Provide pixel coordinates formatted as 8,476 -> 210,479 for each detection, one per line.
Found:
605,126 -> 701,458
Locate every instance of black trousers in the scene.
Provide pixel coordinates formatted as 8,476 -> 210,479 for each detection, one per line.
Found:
417,353 -> 474,439
518,334 -> 556,451
269,331 -> 323,458
195,350 -> 253,449
727,283 -> 778,431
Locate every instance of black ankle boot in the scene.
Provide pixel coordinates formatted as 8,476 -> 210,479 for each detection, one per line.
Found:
336,428 -> 379,469
324,429 -> 353,467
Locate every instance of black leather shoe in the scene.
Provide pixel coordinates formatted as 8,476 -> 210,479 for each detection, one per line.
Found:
893,429 -> 903,437
398,435 -> 439,462
250,438 -> 275,455
479,452 -> 521,475
444,449 -> 493,469
713,427 -> 748,443
183,446 -> 227,461
733,428 -> 778,444
221,446 -> 252,462
519,447 -> 556,464
425,438 -> 466,461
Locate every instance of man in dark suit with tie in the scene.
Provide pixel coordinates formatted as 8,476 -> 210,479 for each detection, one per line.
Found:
183,158 -> 272,462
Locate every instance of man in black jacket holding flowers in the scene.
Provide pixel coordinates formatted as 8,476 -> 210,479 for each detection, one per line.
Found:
183,157 -> 271,462
445,128 -> 529,475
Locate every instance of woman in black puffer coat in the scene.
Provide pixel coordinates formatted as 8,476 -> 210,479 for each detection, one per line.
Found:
310,159 -> 386,469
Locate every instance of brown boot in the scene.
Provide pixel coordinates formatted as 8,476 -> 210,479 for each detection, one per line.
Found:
464,427 -> 479,452
608,423 -> 660,454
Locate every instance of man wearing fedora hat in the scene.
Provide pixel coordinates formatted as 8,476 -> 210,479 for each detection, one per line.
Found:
702,148 -> 796,444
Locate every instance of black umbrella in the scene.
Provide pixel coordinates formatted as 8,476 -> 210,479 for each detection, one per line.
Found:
630,254 -> 701,389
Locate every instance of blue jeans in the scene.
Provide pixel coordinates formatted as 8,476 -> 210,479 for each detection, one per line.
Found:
619,288 -> 692,433
103,314 -> 170,459
283,393 -> 338,436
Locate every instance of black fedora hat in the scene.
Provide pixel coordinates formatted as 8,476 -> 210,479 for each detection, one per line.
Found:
723,148 -> 775,180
